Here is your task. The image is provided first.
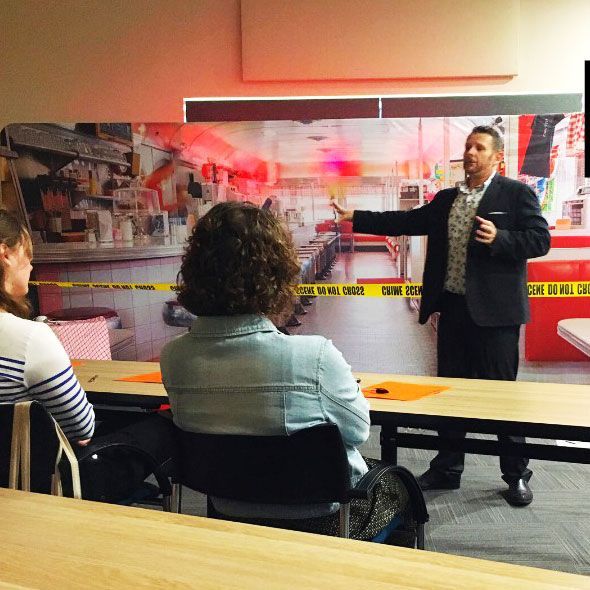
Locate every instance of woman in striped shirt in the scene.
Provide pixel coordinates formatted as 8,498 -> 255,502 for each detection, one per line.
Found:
0,209 -> 94,444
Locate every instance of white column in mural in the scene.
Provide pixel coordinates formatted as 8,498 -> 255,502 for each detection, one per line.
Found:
418,118 -> 425,205
553,116 -> 578,226
392,160 -> 400,210
443,117 -> 450,189
505,115 -> 519,180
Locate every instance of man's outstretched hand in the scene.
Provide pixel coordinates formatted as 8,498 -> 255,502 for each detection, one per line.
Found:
330,200 -> 354,223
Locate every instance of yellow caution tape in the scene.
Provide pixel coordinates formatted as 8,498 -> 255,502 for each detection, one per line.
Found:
295,283 -> 423,297
298,282 -> 590,298
526,281 -> 590,297
30,281 -> 175,292
29,280 -> 590,298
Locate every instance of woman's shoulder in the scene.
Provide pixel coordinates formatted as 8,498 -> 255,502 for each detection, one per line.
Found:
281,333 -> 327,346
160,332 -> 192,366
280,333 -> 339,359
0,313 -> 62,364
0,312 -> 37,335
1,313 -> 63,344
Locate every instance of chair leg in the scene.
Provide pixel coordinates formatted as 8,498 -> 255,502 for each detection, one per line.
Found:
172,483 -> 182,513
416,523 -> 425,550
339,503 -> 351,538
206,495 -> 216,517
162,483 -> 182,513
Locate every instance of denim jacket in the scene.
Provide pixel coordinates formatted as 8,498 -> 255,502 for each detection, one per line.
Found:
160,314 -> 370,518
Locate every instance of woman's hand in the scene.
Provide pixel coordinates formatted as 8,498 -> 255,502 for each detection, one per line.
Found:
76,438 -> 91,446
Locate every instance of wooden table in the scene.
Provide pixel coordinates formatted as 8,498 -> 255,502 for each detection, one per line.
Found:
356,372 -> 590,464
75,359 -> 166,407
75,360 -> 590,464
1,488 -> 588,590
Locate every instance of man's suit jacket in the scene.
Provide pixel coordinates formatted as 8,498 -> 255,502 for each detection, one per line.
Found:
353,174 -> 551,327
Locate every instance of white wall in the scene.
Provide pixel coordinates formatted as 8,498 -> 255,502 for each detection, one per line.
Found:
241,0 -> 519,81
1,0 -> 589,129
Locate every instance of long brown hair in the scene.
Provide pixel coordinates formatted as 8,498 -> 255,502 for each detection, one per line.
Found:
0,210 -> 32,318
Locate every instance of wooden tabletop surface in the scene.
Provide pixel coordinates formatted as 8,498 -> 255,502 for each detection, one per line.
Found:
74,359 -> 590,429
75,359 -> 165,399
1,489 -> 588,590
356,372 -> 590,428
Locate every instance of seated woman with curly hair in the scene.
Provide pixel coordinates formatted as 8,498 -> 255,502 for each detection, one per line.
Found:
160,202 -> 408,540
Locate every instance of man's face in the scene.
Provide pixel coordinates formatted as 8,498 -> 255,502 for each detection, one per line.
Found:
463,133 -> 503,179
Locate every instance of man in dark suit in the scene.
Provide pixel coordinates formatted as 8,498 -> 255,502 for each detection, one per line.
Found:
332,126 -> 551,506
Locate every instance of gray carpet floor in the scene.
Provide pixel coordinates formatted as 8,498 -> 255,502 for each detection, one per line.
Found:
166,251 -> 590,576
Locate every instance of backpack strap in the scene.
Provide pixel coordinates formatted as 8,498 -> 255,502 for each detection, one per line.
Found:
8,400 -> 82,499
51,422 -> 82,499
8,401 -> 33,491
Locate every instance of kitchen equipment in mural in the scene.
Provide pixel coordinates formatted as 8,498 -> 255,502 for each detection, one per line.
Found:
113,187 -> 160,241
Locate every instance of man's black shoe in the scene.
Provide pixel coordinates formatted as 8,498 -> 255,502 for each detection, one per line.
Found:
503,479 -> 533,506
416,469 -> 461,491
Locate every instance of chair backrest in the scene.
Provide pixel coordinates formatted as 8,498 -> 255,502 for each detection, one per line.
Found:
0,401 -> 61,494
177,423 -> 352,505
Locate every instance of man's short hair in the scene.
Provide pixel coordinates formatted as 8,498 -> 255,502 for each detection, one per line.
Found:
470,125 -> 504,152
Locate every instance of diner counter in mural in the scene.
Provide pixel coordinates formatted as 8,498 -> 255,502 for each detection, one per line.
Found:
32,239 -> 186,263
32,247 -> 186,362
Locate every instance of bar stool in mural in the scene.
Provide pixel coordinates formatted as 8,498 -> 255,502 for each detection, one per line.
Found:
161,300 -> 196,329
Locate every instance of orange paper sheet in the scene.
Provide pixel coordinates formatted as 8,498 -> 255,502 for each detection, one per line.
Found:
117,371 -> 163,384
70,360 -> 84,367
362,381 -> 448,401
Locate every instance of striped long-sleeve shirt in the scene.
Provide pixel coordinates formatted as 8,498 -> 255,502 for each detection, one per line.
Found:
0,312 -> 95,441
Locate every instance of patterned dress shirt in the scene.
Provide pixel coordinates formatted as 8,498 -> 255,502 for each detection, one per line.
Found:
444,172 -> 496,294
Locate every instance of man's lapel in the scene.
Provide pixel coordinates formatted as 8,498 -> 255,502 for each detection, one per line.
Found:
443,187 -> 460,212
475,174 -> 501,217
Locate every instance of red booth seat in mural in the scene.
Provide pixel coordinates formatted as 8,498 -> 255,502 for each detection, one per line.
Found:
526,257 -> 590,362
356,277 -> 404,284
550,236 -> 590,248
315,221 -> 336,232
354,234 -> 386,243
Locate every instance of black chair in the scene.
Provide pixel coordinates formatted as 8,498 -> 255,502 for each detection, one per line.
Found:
174,423 -> 428,547
0,400 -> 176,509
74,433 -> 177,510
70,413 -> 178,510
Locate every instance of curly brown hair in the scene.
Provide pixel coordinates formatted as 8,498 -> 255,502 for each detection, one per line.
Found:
177,202 -> 301,316
0,209 -> 32,319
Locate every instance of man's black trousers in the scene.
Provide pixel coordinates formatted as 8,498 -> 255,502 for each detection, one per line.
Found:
429,291 -> 532,484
